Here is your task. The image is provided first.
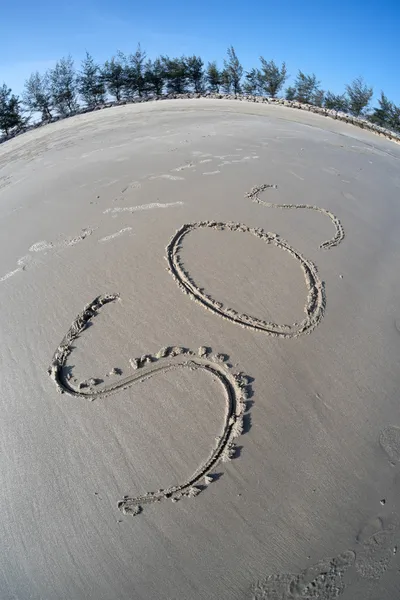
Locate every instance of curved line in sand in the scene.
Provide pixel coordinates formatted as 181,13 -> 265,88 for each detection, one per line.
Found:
48,294 -> 250,516
166,221 -> 326,338
245,184 -> 345,250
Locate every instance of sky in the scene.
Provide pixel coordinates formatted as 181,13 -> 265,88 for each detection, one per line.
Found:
1,0 -> 399,105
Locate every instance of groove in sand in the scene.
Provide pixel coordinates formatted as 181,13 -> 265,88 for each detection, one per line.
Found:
99,227 -> 132,242
166,221 -> 326,338
245,184 -> 345,250
103,201 -> 184,215
48,294 -> 251,516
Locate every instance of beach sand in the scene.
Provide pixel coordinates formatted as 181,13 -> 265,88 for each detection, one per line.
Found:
1,99 -> 400,599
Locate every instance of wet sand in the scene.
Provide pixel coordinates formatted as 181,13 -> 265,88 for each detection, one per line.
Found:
1,99 -> 400,599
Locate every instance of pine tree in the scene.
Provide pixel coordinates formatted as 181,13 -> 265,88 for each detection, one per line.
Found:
258,58 -> 287,97
22,71 -> 53,121
313,89 -> 325,107
324,91 -> 349,112
206,61 -> 221,93
223,46 -> 243,94
285,86 -> 296,101
78,52 -> 105,108
162,57 -> 188,94
388,104 -> 400,132
369,92 -> 400,132
115,52 -> 135,99
186,56 -> 204,93
0,84 -> 25,136
289,71 -> 321,104
220,69 -> 232,94
127,43 -> 147,98
50,56 -> 79,116
144,58 -> 165,96
345,76 -> 373,116
243,68 -> 260,95
102,54 -> 125,101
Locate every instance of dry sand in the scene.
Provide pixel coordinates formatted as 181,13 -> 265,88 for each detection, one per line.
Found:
1,99 -> 400,599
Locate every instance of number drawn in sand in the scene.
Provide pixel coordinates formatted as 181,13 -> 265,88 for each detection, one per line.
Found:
48,294 -> 252,516
166,221 -> 325,338
245,184 -> 345,250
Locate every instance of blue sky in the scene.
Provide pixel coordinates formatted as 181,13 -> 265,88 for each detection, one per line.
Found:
1,0 -> 399,105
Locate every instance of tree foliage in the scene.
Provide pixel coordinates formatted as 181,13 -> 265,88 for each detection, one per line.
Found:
324,91 -> 349,112
287,71 -> 321,104
162,56 -> 188,94
220,69 -> 232,94
50,56 -> 79,116
0,84 -> 25,136
1,44 -> 399,139
345,76 -> 373,116
369,92 -> 400,132
285,86 -> 296,101
102,53 -> 125,101
243,68 -> 260,95
223,46 -> 243,94
206,61 -> 221,93
121,44 -> 147,98
78,52 -> 105,108
144,58 -> 165,96
313,89 -> 325,107
186,55 -> 204,93
23,71 -> 53,121
258,58 -> 287,97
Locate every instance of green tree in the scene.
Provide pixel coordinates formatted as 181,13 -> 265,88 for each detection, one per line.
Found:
324,91 -> 349,112
114,52 -> 134,99
388,104 -> 400,132
144,58 -> 165,96
223,46 -> 243,94
206,61 -> 221,93
50,56 -> 79,116
125,43 -> 147,98
243,68 -> 260,95
220,69 -> 232,94
290,71 -> 321,104
102,54 -> 125,101
162,56 -> 188,94
313,89 -> 325,107
369,92 -> 400,132
22,71 -> 53,121
345,76 -> 373,116
186,55 -> 204,93
258,58 -> 287,97
78,52 -> 105,108
0,84 -> 25,136
285,86 -> 296,101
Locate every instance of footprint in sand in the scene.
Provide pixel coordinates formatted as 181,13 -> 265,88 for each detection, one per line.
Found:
251,517 -> 399,598
379,425 -> 400,464
355,525 -> 398,581
250,550 -> 356,599
394,319 -> 400,335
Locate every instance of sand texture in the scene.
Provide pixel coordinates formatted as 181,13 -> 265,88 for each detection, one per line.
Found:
1,99 -> 400,600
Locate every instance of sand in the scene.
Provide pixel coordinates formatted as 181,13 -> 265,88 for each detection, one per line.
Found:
1,99 -> 400,600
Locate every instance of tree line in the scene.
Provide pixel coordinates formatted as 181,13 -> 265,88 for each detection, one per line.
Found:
1,45 -> 399,138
